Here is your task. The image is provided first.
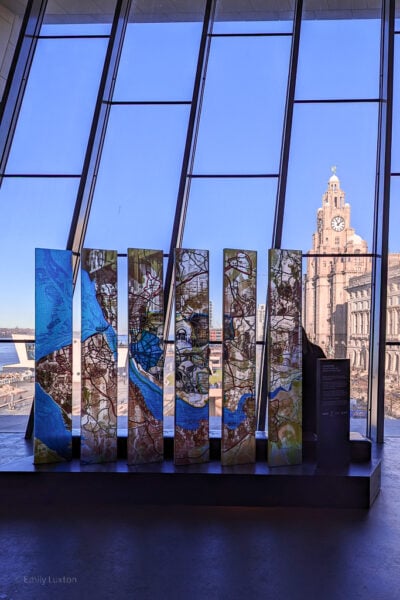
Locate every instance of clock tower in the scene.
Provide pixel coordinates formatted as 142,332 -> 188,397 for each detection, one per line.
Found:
304,168 -> 370,358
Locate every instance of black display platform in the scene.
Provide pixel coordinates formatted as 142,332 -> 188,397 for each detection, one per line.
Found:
0,432 -> 380,509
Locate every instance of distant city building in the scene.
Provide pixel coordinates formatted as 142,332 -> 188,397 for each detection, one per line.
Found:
257,303 -> 266,342
209,300 -> 214,329
303,169 -> 371,358
347,254 -> 400,374
210,328 -> 223,342
304,169 -> 400,413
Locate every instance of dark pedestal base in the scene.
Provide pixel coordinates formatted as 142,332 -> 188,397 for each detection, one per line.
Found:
0,435 -> 380,509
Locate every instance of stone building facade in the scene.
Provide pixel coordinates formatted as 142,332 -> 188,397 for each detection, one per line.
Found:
303,169 -> 371,358
304,170 -> 400,414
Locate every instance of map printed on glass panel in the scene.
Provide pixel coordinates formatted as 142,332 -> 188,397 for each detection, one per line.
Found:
127,249 -> 164,464
34,249 -> 72,464
267,249 -> 302,467
81,249 -> 118,464
222,249 -> 256,466
174,249 -> 209,465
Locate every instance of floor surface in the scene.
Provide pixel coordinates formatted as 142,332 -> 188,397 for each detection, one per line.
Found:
0,436 -> 399,600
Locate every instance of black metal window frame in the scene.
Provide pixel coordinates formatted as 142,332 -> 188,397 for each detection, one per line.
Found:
0,0 -> 395,443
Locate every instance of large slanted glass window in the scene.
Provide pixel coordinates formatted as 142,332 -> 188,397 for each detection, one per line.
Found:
83,1 -> 207,423
0,3 -> 117,431
0,177 -> 78,428
282,1 -> 381,437
84,104 -> 191,253
181,1 -> 294,422
6,37 -> 108,174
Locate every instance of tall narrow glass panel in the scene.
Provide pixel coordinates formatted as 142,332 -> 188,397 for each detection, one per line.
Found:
222,249 -> 256,465
174,249 -> 209,465
267,249 -> 302,467
81,249 -> 118,464
34,249 -> 72,464
127,249 -> 164,464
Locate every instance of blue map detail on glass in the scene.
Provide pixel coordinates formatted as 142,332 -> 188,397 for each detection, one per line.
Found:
130,331 -> 163,372
35,248 -> 72,362
223,393 -> 253,430
34,383 -> 71,459
81,268 -> 117,358
129,357 -> 163,421
175,396 -> 209,430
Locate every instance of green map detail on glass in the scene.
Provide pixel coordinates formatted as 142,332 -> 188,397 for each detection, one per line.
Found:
127,249 -> 164,465
174,248 -> 209,465
222,249 -> 257,466
81,249 -> 118,464
267,249 -> 302,467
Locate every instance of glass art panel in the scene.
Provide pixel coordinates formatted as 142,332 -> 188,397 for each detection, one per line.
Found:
81,249 -> 118,463
174,249 -> 209,465
267,249 -> 302,466
127,249 -> 164,464
34,249 -> 72,464
222,249 -> 257,466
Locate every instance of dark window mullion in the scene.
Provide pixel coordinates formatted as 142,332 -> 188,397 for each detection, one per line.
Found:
66,0 -> 132,284
0,0 -> 48,186
368,0 -> 395,442
163,0 -> 216,340
257,0 -> 303,431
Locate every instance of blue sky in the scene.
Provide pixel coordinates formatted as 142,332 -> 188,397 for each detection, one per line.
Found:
0,13 -> 395,331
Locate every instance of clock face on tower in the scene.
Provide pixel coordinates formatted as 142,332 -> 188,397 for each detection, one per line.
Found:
331,215 -> 345,232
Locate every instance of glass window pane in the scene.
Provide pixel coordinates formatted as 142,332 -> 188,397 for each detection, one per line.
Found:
40,23 -> 112,35
391,35 -> 400,172
296,11 -> 380,100
389,177 -> 400,255
194,36 -> 290,174
183,178 -> 275,422
183,177 -> 276,326
0,1 -> 28,101
0,177 -> 79,330
386,177 -> 400,434
0,340 -> 34,430
282,103 -> 378,251
84,104 -> 190,252
214,0 -> 294,33
303,256 -> 370,435
114,16 -> 205,100
6,37 -> 108,174
42,0 -> 117,34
